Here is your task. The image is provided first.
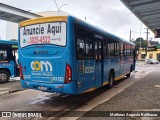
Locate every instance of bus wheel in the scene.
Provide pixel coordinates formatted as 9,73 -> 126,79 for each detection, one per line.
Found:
108,72 -> 114,88
0,70 -> 10,83
126,66 -> 132,78
126,73 -> 131,78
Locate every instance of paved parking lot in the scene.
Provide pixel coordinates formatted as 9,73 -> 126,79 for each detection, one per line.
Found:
77,62 -> 160,120
0,77 -> 24,95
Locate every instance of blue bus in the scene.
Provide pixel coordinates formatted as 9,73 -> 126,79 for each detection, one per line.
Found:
0,40 -> 19,83
19,16 -> 135,94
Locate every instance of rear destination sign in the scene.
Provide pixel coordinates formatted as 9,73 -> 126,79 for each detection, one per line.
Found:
20,22 -> 66,47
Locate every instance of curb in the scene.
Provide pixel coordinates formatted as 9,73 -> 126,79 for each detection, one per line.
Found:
0,89 -> 25,96
0,91 -> 9,96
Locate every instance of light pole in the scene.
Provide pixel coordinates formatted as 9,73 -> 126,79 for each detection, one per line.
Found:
139,22 -> 142,50
129,30 -> 137,41
53,0 -> 67,15
58,4 -> 67,15
129,30 -> 146,41
144,28 -> 150,47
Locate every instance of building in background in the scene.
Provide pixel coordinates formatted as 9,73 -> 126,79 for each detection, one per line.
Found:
6,21 -> 18,40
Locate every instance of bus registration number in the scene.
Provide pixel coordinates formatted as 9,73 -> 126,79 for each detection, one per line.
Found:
38,86 -> 47,91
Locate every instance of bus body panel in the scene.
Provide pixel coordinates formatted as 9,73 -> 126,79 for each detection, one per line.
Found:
19,46 -> 67,84
69,17 -> 96,94
76,60 -> 95,94
21,80 -> 77,94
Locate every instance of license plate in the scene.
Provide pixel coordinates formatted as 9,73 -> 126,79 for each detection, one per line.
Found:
38,86 -> 47,91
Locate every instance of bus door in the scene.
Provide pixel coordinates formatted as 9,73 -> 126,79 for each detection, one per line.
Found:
94,38 -> 103,87
76,28 -> 95,93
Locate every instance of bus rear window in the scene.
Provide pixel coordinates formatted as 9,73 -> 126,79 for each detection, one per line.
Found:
20,22 -> 66,47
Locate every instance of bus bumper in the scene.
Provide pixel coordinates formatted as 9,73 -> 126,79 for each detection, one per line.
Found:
21,80 -> 77,94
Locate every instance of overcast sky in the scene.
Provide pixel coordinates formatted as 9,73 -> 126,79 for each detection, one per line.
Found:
0,0 -> 154,40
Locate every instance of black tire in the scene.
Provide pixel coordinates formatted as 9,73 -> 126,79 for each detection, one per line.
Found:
126,73 -> 131,78
108,72 -> 114,88
0,70 -> 10,83
126,66 -> 132,78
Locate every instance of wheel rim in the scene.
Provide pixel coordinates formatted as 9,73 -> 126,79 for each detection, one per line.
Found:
0,73 -> 7,80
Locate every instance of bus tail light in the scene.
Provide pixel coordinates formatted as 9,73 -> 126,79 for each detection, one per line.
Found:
19,63 -> 24,80
64,64 -> 72,84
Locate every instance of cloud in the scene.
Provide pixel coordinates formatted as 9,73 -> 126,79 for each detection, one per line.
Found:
0,0 -> 154,40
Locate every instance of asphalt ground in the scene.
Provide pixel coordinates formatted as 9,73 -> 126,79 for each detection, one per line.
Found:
0,77 -> 24,96
77,71 -> 160,120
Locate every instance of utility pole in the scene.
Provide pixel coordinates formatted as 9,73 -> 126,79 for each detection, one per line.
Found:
145,28 -> 149,58
139,22 -> 142,50
145,28 -> 149,47
129,29 -> 131,42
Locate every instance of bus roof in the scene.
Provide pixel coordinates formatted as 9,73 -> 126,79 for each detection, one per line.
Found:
0,40 -> 18,45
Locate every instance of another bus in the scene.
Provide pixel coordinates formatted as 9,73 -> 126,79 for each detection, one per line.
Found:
0,40 -> 19,83
19,16 -> 136,94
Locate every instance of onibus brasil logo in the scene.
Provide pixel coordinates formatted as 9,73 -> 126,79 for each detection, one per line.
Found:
31,61 -> 52,71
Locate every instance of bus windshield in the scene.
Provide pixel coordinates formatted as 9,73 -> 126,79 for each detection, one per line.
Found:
20,22 -> 66,47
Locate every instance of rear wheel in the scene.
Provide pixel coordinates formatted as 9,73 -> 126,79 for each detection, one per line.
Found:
0,70 -> 10,83
126,72 -> 131,78
108,72 -> 114,88
126,66 -> 132,78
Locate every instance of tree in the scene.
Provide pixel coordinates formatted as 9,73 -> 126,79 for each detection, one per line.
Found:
132,37 -> 147,51
10,39 -> 18,41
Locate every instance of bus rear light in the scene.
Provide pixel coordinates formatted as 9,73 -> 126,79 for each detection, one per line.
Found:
19,63 -> 24,80
64,64 -> 72,84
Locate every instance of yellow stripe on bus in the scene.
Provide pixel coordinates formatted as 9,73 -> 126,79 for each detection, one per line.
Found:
83,88 -> 96,93
103,81 -> 109,86
114,73 -> 129,81
19,16 -> 68,27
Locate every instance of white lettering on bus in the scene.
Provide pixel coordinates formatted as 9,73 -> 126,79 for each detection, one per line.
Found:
31,61 -> 53,71
85,66 -> 94,73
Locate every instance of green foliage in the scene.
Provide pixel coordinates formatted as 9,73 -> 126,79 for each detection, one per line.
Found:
10,39 -> 18,41
132,37 -> 147,50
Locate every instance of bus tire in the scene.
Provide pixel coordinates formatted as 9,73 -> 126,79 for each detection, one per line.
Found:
126,73 -> 131,78
0,70 -> 10,83
126,66 -> 132,78
108,71 -> 114,88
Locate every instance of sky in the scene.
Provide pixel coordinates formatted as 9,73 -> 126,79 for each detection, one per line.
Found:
0,0 -> 154,41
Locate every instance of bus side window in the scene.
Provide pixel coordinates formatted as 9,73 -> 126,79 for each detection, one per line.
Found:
85,31 -> 93,58
0,53 -> 4,59
120,43 -> 124,58
77,38 -> 85,58
108,39 -> 115,57
76,27 -> 93,59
